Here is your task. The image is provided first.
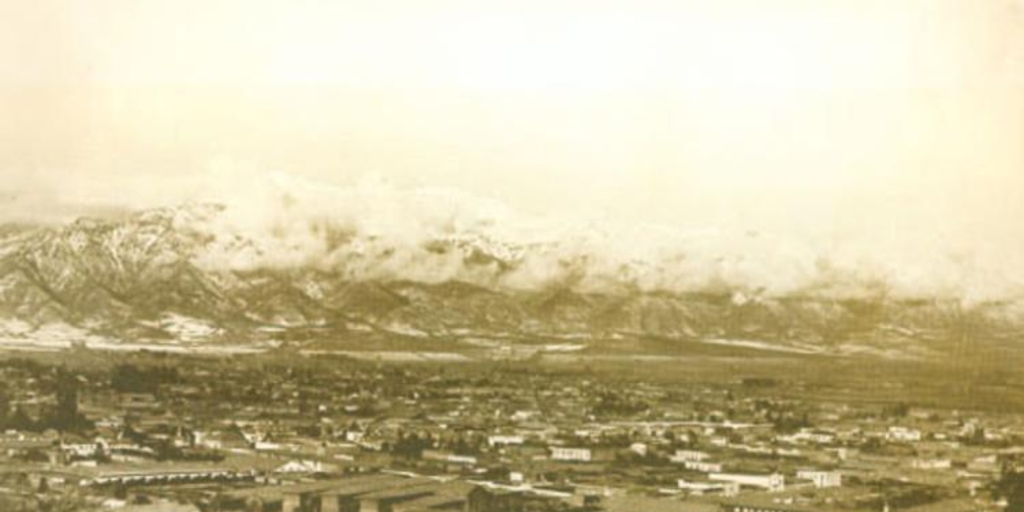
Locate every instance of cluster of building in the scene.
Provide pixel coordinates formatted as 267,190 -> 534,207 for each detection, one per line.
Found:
0,353 -> 1019,512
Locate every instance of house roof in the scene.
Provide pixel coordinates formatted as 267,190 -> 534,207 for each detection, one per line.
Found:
356,482 -> 441,501
286,474 -> 413,496
903,499 -> 981,512
601,496 -> 719,512
227,473 -> 404,500
392,492 -> 466,509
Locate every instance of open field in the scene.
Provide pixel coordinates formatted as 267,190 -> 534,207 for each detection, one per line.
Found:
3,335 -> 1023,413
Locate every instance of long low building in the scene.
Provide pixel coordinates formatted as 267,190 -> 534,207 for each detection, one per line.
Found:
45,464 -> 258,487
710,473 -> 785,493
90,469 -> 254,486
222,473 -> 470,512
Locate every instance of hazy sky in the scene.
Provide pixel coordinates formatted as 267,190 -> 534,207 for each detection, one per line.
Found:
1,1 -> 1023,266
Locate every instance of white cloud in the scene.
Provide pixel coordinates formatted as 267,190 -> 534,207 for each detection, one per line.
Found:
158,170 -> 1024,303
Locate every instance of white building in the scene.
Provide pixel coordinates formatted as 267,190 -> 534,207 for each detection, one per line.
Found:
488,435 -> 525,448
192,431 -> 222,450
61,440 -> 102,458
781,428 -> 836,445
684,461 -> 724,473
551,447 -> 592,462
254,441 -> 283,451
710,473 -> 785,493
670,450 -> 710,463
912,458 -> 952,470
511,410 -> 537,422
447,454 -> 478,465
275,460 -> 323,474
796,470 -> 842,488
678,479 -> 739,497
886,426 -> 922,442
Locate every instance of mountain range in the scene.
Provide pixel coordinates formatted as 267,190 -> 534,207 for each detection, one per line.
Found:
0,205 -> 1021,360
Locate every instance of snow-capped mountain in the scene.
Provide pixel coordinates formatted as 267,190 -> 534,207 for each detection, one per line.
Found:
0,204 -> 1021,359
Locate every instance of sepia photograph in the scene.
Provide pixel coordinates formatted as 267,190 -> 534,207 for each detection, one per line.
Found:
2,1 -> 1024,511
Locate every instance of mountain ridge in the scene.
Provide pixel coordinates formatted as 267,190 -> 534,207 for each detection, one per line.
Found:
0,205 -> 1021,359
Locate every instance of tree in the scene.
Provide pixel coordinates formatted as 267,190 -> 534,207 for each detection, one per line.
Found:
0,383 -> 10,427
111,364 -> 179,394
52,371 -> 82,431
999,469 -> 1024,512
881,402 -> 910,419
9,405 -> 36,432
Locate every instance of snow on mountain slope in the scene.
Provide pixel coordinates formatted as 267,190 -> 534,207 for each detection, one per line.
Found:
0,197 -> 1020,358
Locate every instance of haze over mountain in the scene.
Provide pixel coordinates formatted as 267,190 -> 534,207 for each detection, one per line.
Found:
1,179 -> 1022,360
